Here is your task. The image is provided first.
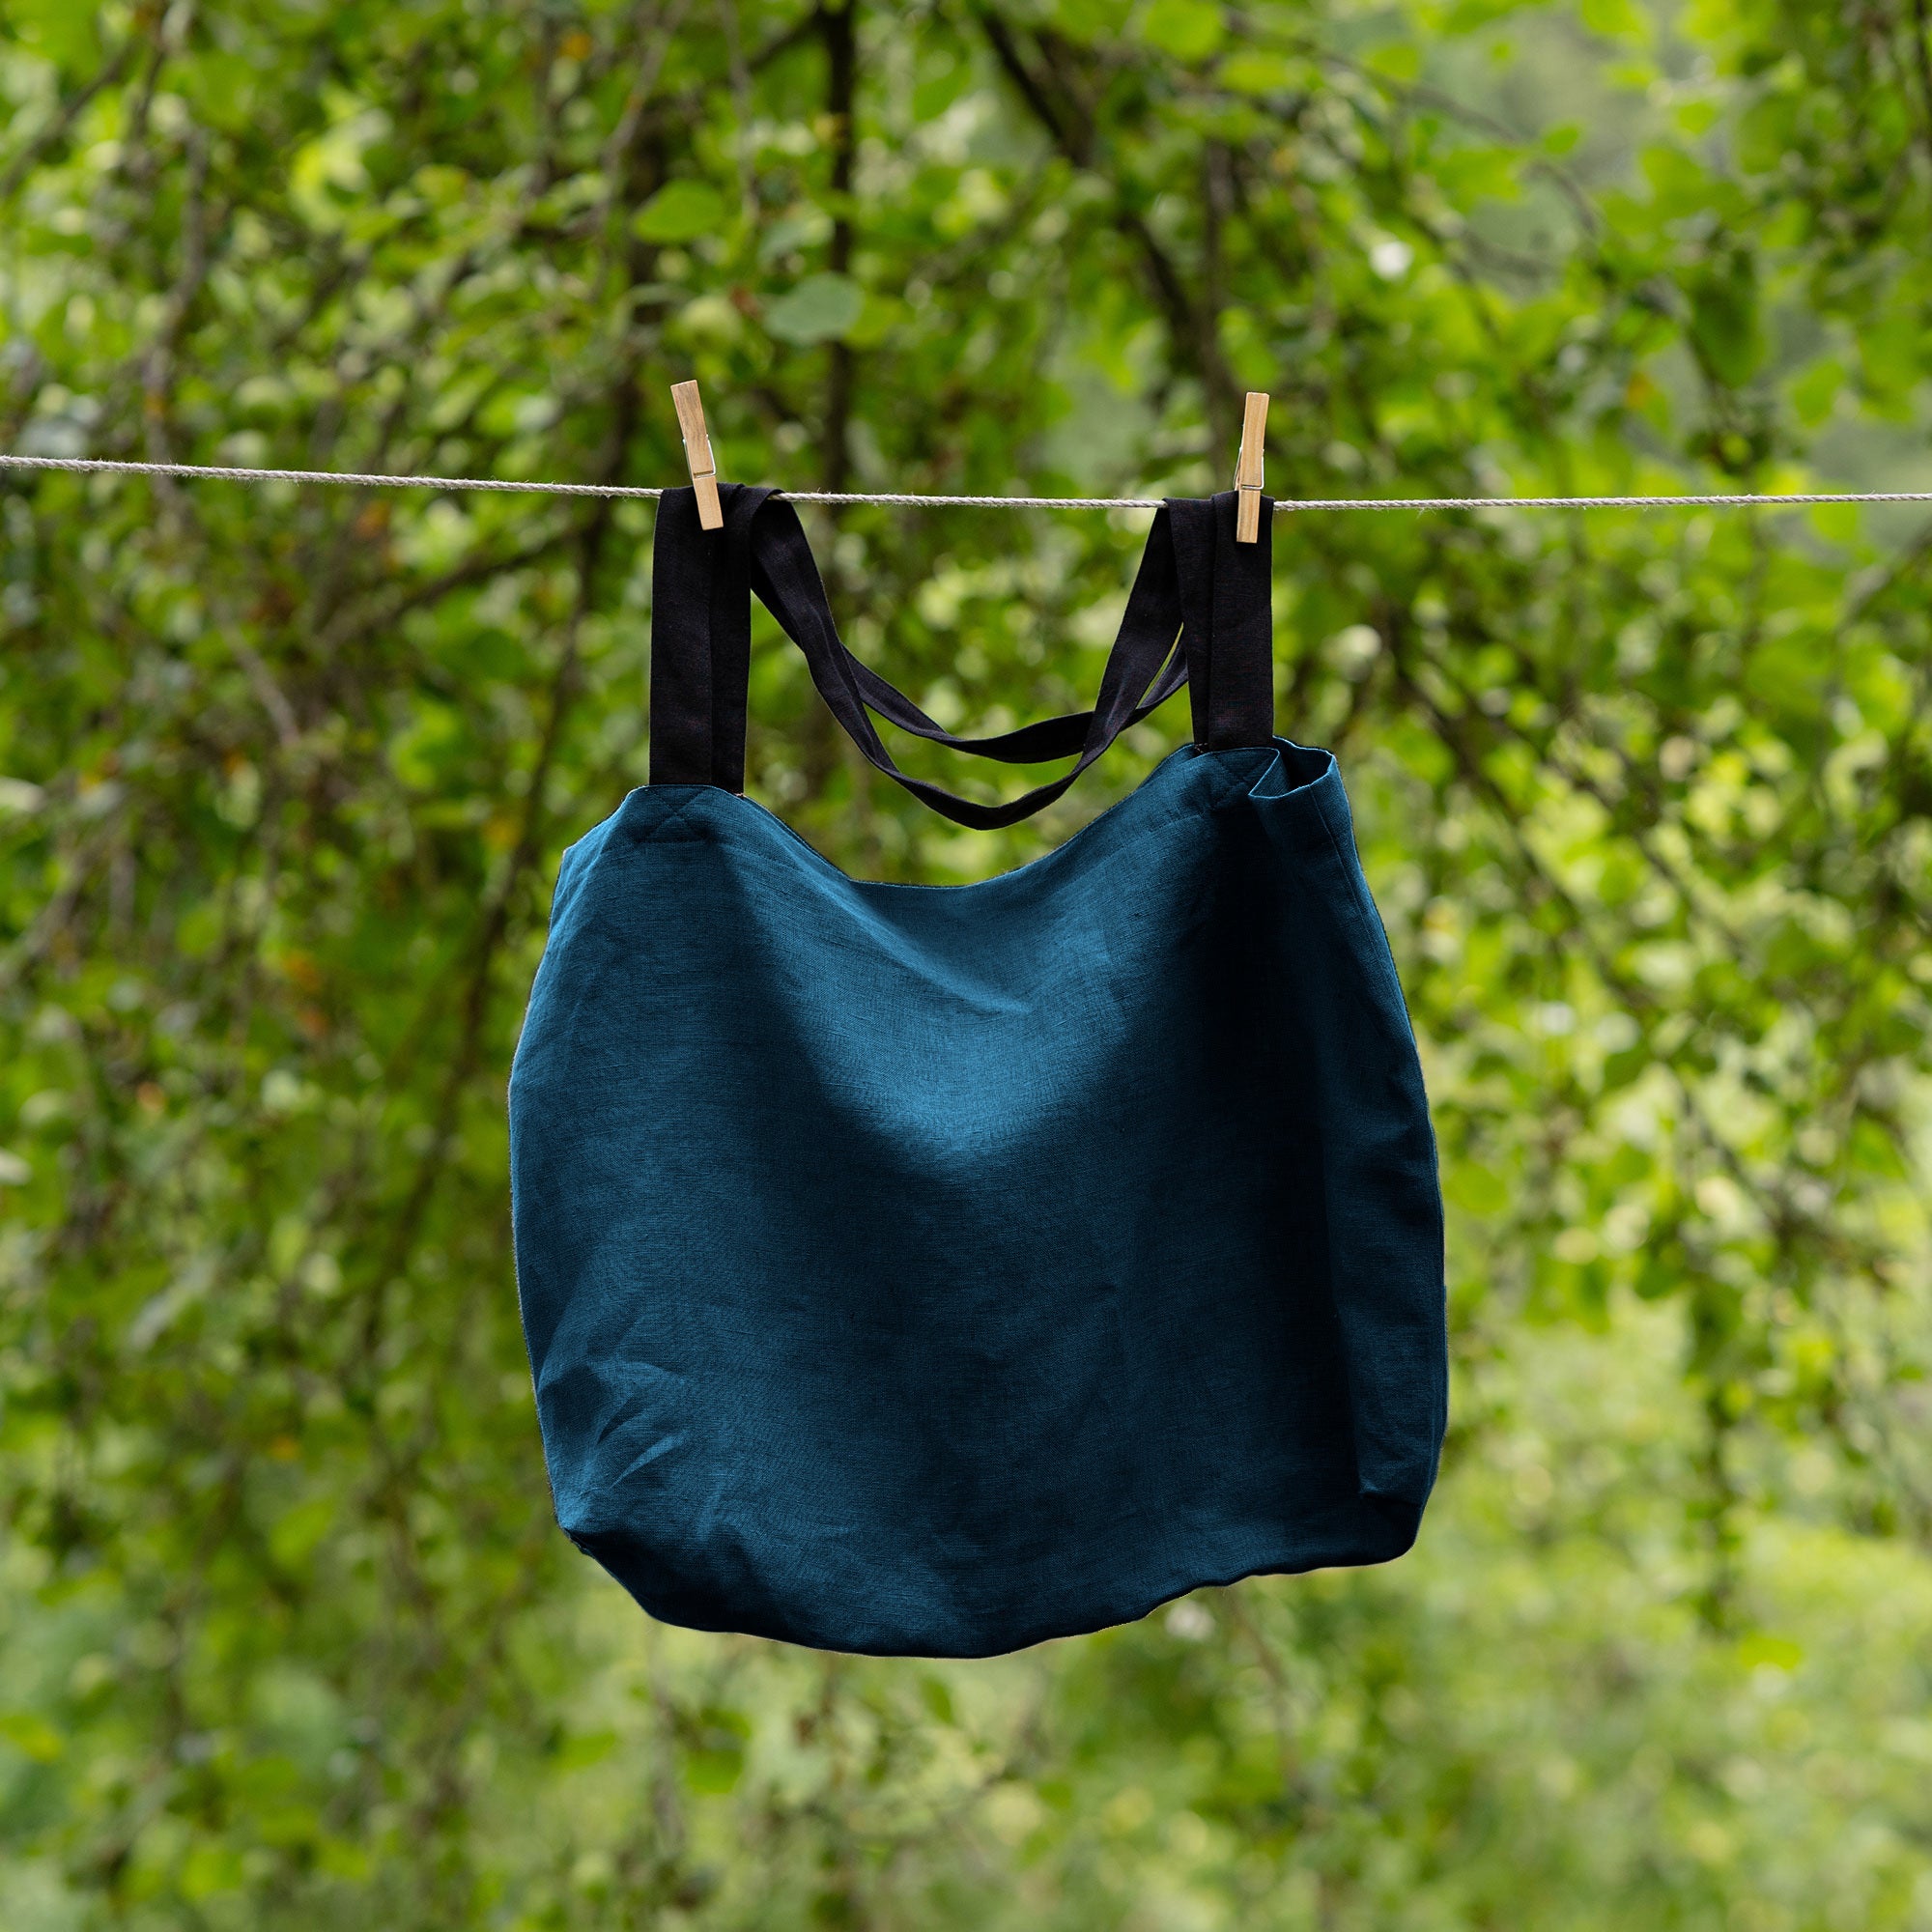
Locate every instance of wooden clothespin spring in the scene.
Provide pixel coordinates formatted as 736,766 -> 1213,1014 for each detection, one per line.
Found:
1235,391 -> 1269,543
670,380 -> 724,530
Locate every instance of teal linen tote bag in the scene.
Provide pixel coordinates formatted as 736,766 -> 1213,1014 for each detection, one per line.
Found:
508,484 -> 1447,1658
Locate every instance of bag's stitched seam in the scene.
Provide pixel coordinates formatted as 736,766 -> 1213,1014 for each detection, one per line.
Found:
632,794 -> 708,845
1260,820 -> 1444,1513
686,750 -> 1334,900
1311,810 -> 1423,1059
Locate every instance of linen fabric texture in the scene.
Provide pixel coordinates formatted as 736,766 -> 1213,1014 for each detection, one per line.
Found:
509,485 -> 1447,1659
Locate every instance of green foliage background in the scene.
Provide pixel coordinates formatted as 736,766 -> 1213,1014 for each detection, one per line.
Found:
3,0 -> 1932,1924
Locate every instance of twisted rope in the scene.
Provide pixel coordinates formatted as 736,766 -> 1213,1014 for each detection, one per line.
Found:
4,450 -> 1930,514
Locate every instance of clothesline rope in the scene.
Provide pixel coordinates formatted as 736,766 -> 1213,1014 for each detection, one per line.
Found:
4,449 -> 1931,514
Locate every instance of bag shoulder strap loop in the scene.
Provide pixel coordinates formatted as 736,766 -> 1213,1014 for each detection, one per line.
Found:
646,483 -> 762,789
1171,491 -> 1276,753
647,483 -> 1274,826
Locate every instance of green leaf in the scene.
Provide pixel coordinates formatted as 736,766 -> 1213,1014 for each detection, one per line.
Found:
1051,0 -> 1123,40
1445,1163 -> 1510,1213
1433,145 -> 1522,205
846,291 -> 906,349
1688,259 -> 1764,387
1578,0 -> 1651,41
268,1496 -> 336,1571
181,1846 -> 245,1901
555,1728 -> 618,1771
633,180 -> 729,243
764,272 -> 865,345
0,1712 -> 64,1763
1139,0 -> 1224,61
182,53 -> 256,132
913,64 -> 971,121
1807,500 -> 1859,543
685,1743 -> 745,1794
1366,43 -> 1422,82
1439,0 -> 1542,28
1737,1634 -> 1804,1672
1789,356 -> 1844,426
1217,51 -> 1295,95
11,0 -> 99,69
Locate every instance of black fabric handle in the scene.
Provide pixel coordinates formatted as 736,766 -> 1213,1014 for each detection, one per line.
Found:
839,641 -> 1191,765
646,486 -> 756,791
648,483 -> 1274,828
1173,495 -> 1276,753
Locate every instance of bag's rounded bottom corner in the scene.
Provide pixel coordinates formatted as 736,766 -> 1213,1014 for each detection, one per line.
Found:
555,1504 -> 1438,1659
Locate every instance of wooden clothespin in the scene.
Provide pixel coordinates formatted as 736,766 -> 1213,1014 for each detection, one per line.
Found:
670,380 -> 723,530
1235,390 -> 1269,543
